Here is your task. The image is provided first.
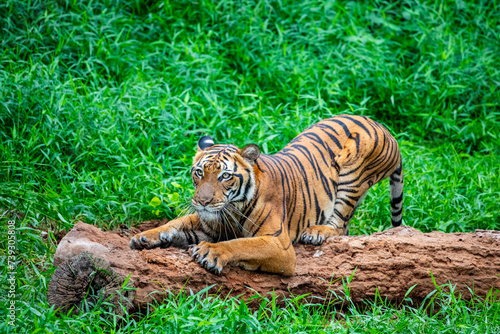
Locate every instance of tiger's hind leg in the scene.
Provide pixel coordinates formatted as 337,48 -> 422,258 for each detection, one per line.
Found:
300,161 -> 403,245
300,133 -> 371,245
299,186 -> 368,245
341,192 -> 367,236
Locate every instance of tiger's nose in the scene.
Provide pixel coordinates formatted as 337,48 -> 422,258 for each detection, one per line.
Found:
197,182 -> 214,207
198,198 -> 212,206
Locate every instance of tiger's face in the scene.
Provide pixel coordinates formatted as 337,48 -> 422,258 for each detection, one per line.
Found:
190,136 -> 260,222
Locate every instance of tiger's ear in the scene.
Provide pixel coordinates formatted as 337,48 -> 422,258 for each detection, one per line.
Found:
198,135 -> 214,151
239,144 -> 260,164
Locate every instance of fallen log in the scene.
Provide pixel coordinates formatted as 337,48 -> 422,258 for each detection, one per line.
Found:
48,221 -> 500,313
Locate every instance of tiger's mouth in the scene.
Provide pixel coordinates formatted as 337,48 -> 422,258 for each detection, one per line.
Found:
192,200 -> 244,223
195,205 -> 225,223
193,200 -> 248,232
192,200 -> 227,214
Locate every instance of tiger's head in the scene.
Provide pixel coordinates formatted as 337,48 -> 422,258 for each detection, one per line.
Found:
190,135 -> 260,222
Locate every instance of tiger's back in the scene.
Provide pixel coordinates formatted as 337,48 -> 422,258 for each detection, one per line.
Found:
255,114 -> 403,244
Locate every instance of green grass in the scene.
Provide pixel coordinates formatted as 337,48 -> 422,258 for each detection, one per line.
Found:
1,0 -> 499,332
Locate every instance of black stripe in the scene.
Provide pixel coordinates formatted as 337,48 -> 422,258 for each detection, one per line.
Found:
276,152 -> 312,209
337,187 -> 359,193
295,212 -> 304,243
338,197 -> 355,208
310,141 -> 329,166
184,230 -> 194,244
346,195 -> 360,201
338,163 -> 365,178
312,154 -> 333,201
318,210 -> 326,226
392,207 -> 403,216
317,125 -> 343,150
334,209 -> 349,222
192,230 -> 200,244
314,192 -> 322,226
391,218 -> 402,227
339,115 -> 372,139
329,119 -> 351,137
302,132 -> 327,148
391,194 -> 403,209
230,173 -> 245,199
292,144 -> 320,179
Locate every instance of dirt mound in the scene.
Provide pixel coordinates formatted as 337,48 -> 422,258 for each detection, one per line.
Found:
49,221 -> 500,313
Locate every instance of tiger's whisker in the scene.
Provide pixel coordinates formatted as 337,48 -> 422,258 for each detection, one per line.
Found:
226,204 -> 258,229
219,211 -> 236,250
223,207 -> 252,235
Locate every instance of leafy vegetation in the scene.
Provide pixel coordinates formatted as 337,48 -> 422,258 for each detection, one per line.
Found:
0,0 -> 499,332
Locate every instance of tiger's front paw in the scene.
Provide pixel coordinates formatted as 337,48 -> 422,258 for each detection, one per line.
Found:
130,227 -> 177,250
190,242 -> 228,275
299,226 -> 344,245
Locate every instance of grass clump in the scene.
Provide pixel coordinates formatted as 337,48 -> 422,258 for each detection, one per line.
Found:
1,0 -> 499,332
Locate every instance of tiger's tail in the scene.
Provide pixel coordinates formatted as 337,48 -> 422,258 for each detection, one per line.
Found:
389,158 -> 404,227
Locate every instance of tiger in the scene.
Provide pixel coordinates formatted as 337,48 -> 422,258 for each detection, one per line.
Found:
130,115 -> 404,276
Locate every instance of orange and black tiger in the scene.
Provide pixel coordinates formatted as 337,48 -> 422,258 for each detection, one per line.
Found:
130,115 -> 404,275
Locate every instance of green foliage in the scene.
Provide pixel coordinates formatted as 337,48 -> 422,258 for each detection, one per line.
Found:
0,0 -> 499,332
1,0 -> 499,231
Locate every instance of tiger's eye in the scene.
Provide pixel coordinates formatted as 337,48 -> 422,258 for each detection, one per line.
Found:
195,169 -> 203,178
222,172 -> 231,179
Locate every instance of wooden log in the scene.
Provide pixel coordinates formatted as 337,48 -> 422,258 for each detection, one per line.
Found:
48,222 -> 500,313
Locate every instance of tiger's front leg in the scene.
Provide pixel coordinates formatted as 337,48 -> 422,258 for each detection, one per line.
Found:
130,214 -> 213,250
190,234 -> 296,276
